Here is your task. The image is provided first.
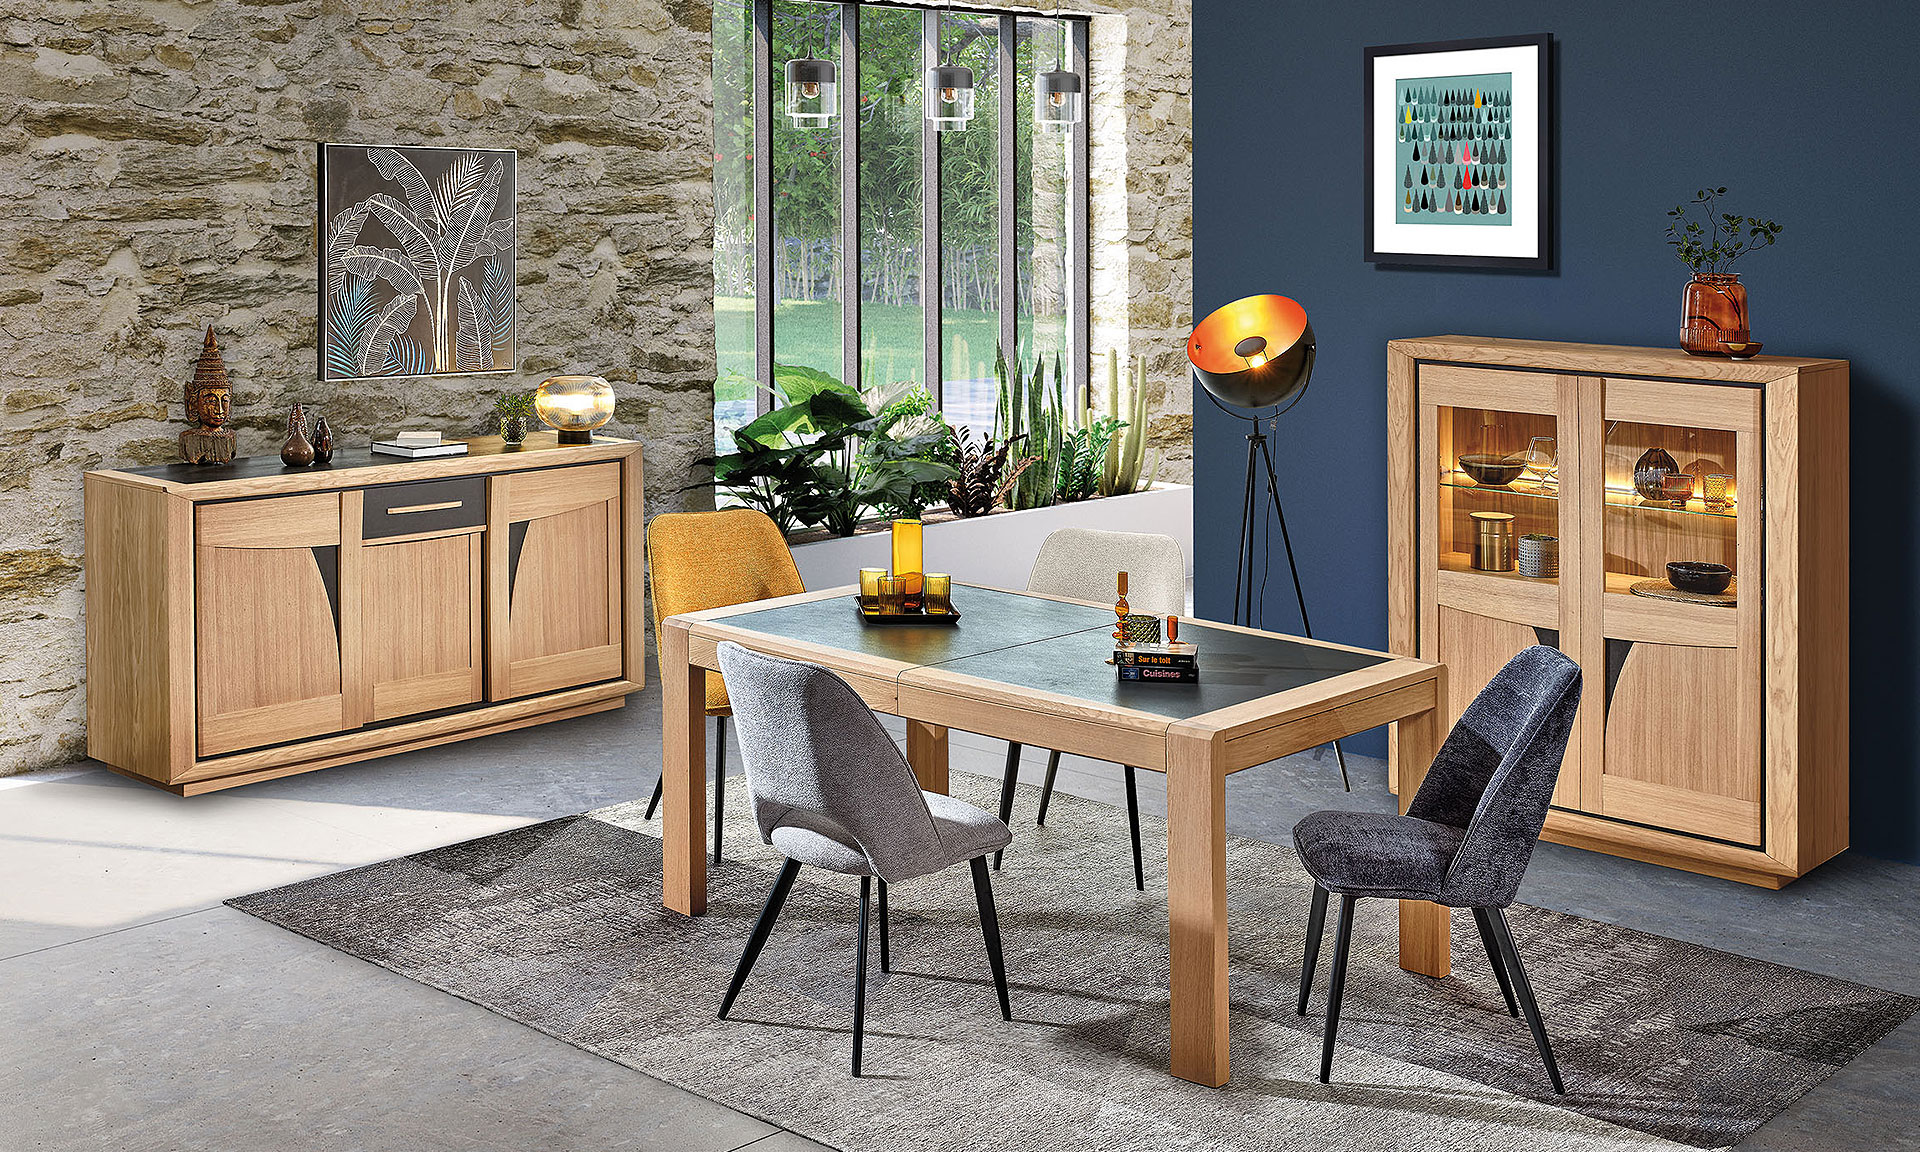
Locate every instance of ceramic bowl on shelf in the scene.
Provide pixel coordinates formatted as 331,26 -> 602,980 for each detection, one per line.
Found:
1667,561 -> 1732,594
1458,452 -> 1527,487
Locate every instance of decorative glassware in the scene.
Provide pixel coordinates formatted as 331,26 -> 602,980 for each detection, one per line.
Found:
858,567 -> 886,612
1662,473 -> 1696,508
1122,615 -> 1162,644
1633,446 -> 1681,502
890,518 -> 923,611
500,414 -> 530,445
310,416 -> 335,465
923,573 -> 952,614
280,404 -> 314,467
1703,473 -> 1733,510
1680,272 -> 1750,356
1521,435 -> 1557,488
877,575 -> 907,615
534,375 -> 615,444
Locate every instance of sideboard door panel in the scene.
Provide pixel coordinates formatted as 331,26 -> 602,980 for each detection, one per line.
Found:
1600,640 -> 1760,844
195,493 -> 354,756
363,530 -> 485,721
488,463 -> 624,701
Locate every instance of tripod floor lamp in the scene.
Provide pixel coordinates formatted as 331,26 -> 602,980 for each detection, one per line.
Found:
1187,293 -> 1350,790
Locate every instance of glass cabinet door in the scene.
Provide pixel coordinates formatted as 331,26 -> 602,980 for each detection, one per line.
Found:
1587,378 -> 1763,845
1418,366 -> 1581,808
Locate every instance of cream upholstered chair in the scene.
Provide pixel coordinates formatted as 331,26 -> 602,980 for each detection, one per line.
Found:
713,642 -> 1014,1077
998,527 -> 1186,889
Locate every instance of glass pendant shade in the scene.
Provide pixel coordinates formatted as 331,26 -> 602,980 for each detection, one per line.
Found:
534,375 -> 615,444
784,57 -> 836,126
926,62 -> 976,130
1035,69 -> 1083,128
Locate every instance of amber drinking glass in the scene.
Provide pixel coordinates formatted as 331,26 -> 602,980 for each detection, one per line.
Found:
923,573 -> 952,614
877,575 -> 907,615
858,567 -> 886,611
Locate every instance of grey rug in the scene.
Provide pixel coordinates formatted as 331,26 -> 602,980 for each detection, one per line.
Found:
230,779 -> 1915,1152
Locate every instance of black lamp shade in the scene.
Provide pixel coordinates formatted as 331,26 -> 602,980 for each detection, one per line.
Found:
1187,294 -> 1315,412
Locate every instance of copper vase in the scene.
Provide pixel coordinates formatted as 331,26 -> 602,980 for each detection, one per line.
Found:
1680,272 -> 1749,356
280,404 -> 315,467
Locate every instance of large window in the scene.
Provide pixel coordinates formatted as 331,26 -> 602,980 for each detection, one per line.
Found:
713,0 -> 1089,447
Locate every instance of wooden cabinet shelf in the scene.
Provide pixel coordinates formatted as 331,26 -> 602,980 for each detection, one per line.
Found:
1389,338 -> 1848,888
84,434 -> 645,794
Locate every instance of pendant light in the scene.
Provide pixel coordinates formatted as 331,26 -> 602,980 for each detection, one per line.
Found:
1034,3 -> 1082,130
785,21 -> 836,127
925,0 -> 976,131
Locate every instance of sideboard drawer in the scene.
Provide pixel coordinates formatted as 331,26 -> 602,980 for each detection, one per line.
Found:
362,477 -> 486,539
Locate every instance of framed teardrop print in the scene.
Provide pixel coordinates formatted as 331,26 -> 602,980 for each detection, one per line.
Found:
1364,34 -> 1551,269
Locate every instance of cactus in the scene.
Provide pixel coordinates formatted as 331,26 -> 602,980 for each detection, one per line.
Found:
1099,349 -> 1160,496
994,346 -> 1066,510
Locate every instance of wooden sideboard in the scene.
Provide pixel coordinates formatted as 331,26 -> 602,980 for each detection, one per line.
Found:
1387,337 -> 1848,888
84,433 -> 644,794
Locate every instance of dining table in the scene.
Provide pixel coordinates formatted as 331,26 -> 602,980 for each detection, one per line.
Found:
657,582 -> 1449,1087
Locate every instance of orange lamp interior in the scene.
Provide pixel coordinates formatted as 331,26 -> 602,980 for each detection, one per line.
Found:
1187,295 -> 1310,375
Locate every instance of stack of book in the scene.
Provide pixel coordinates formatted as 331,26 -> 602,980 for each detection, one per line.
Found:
372,431 -> 468,459
1115,640 -> 1200,684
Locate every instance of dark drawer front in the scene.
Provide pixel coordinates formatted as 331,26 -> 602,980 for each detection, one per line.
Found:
362,477 -> 486,540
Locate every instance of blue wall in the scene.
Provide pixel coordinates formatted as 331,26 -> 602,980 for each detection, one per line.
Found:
1192,3 -> 1920,864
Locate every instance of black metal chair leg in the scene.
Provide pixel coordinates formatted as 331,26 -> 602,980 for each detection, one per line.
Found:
1036,750 -> 1062,825
1298,883 -> 1329,1015
1471,907 -> 1521,1017
712,716 -> 728,862
878,879 -> 890,973
718,858 -> 803,1020
993,742 -> 1021,870
969,856 -> 1012,1020
1488,909 -> 1565,1094
1318,893 -> 1356,1083
644,774 -> 663,820
1123,765 -> 1144,891
852,876 -> 872,1077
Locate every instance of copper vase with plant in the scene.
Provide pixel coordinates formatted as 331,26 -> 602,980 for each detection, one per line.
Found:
1665,187 -> 1782,357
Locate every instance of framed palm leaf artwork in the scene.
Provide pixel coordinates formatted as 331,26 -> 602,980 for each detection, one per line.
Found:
319,143 -> 516,382
1364,35 -> 1551,269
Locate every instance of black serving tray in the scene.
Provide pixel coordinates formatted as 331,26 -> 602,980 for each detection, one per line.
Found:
856,605 -> 962,627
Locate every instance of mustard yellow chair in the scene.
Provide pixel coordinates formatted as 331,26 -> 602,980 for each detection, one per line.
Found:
643,507 -> 807,861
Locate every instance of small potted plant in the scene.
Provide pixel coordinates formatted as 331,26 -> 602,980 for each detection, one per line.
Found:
494,390 -> 536,445
1664,187 -> 1782,357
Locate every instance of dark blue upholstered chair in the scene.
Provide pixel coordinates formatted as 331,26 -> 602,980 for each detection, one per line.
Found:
1292,645 -> 1581,1092
712,642 -> 1015,1077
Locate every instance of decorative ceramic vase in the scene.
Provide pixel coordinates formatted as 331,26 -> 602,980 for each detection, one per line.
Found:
310,416 -> 335,465
1633,446 -> 1680,502
280,404 -> 315,467
500,414 -> 530,445
1680,272 -> 1749,356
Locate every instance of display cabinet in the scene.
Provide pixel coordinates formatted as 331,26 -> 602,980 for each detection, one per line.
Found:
84,434 -> 644,794
1387,337 -> 1848,887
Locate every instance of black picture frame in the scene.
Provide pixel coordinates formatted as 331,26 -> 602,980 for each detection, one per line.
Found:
1364,34 -> 1552,270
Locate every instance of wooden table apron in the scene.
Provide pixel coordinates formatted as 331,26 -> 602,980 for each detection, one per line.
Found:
657,585 -> 1447,1087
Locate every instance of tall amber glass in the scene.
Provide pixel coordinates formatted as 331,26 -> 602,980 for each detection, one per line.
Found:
891,518 -> 924,611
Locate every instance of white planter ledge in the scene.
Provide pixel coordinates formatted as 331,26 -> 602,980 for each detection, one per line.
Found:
788,483 -> 1192,594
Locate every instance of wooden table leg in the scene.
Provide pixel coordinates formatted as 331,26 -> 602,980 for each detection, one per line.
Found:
1166,726 -> 1229,1087
1394,669 -> 1450,977
907,719 -> 949,795
660,621 -> 708,916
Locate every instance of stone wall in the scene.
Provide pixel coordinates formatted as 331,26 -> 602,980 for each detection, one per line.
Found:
0,0 -> 1191,779
0,0 -> 717,774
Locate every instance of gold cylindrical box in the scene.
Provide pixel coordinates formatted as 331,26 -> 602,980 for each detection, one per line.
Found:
1470,510 -> 1516,572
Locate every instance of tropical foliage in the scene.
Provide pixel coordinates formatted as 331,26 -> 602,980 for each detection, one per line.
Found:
324,146 -> 515,380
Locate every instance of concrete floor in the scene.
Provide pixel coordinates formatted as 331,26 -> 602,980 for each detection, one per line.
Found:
2,679 -> 1916,1151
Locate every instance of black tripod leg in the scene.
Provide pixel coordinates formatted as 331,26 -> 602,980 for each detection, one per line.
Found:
1256,434 -> 1352,792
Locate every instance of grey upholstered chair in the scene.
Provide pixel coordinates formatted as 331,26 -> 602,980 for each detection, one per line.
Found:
1293,645 -> 1581,1093
712,641 -> 1015,1077
997,527 -> 1186,889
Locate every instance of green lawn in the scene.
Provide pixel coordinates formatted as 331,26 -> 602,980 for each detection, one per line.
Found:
716,296 -> 1062,402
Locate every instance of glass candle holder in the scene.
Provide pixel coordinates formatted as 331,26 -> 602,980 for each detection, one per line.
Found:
877,575 -> 907,615
858,567 -> 886,612
923,573 -> 952,614
1662,473 -> 1697,508
890,518 -> 923,611
1704,473 -> 1733,510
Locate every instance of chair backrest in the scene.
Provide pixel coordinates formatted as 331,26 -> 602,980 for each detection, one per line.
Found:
1408,645 -> 1582,908
1026,527 -> 1186,616
647,508 -> 806,634
715,641 -> 949,882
